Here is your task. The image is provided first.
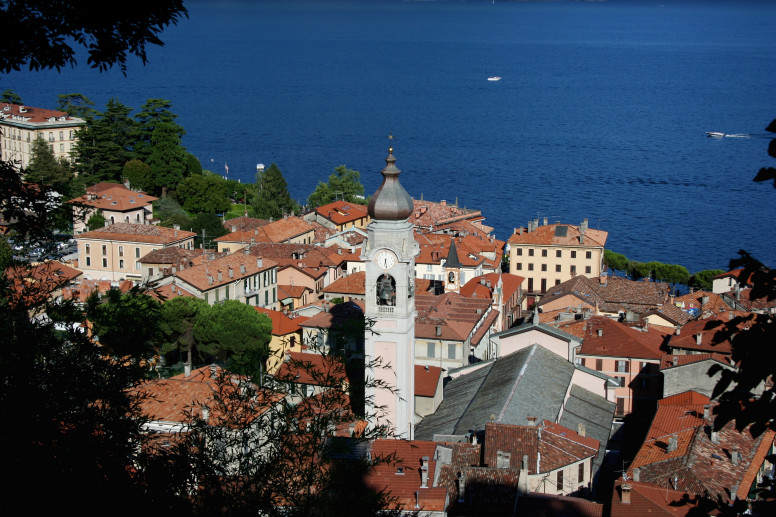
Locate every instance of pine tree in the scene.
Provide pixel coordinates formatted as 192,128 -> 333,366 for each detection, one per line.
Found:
147,122 -> 187,196
73,98 -> 135,183
23,137 -> 75,197
253,163 -> 299,219
133,98 -> 185,163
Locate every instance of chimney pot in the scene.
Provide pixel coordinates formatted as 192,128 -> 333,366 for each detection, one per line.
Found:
621,484 -> 632,504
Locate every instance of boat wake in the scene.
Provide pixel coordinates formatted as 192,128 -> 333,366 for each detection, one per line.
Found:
724,133 -> 750,138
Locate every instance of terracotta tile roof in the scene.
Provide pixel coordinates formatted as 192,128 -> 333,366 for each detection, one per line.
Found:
138,246 -> 204,265
299,301 -> 364,331
725,287 -> 776,312
133,365 -> 283,426
460,272 -> 523,301
69,184 -> 156,211
539,275 -> 670,315
659,353 -> 733,370
627,391 -> 776,504
610,480 -> 697,516
415,364 -> 443,398
470,308 -> 500,346
61,278 -> 133,303
483,421 -> 599,474
274,351 -> 346,386
577,316 -> 669,360
75,223 -> 195,244
507,222 -> 608,248
174,253 -> 277,292
437,463 -> 521,515
415,292 -> 494,341
150,282 -> 196,301
669,317 -> 744,355
322,271 -> 366,295
314,200 -> 369,225
0,103 -> 84,125
644,302 -> 693,326
222,216 -> 270,232
366,439 -> 449,512
254,306 -> 308,336
517,492 -> 604,517
242,242 -> 345,269
673,290 -> 732,319
416,239 -> 486,268
410,199 -> 484,228
278,284 -> 313,300
5,260 -> 83,306
216,216 -> 314,244
713,267 -> 755,286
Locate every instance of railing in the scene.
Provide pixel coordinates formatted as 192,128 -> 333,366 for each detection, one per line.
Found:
378,306 -> 395,314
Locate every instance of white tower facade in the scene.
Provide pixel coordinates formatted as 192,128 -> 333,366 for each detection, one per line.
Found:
364,145 -> 418,439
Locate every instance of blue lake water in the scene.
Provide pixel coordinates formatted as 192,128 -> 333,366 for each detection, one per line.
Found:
4,0 -> 775,273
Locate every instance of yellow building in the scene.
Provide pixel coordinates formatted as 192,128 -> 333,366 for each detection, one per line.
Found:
75,223 -> 196,282
0,103 -> 85,169
507,218 -> 608,303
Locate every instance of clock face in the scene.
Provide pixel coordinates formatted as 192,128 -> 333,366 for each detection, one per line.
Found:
376,251 -> 395,270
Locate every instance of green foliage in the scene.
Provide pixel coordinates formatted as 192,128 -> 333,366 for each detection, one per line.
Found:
0,236 -> 11,269
253,163 -> 299,219
184,151 -> 202,176
603,249 -> 629,272
190,212 -> 228,248
133,98 -> 185,163
159,296 -> 209,365
23,137 -> 75,196
690,269 -> 725,291
0,0 -> 188,73
56,93 -> 97,119
195,301 -> 272,379
0,88 -> 22,104
86,285 -> 163,362
122,159 -> 151,192
176,173 -> 231,215
307,165 -> 367,208
74,98 -> 136,182
153,196 -> 188,225
86,210 -> 106,231
146,122 -> 187,196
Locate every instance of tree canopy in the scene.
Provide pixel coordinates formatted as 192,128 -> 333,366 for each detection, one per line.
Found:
307,165 -> 367,208
0,0 -> 188,73
253,163 -> 299,220
176,172 -> 231,215
23,137 -> 76,197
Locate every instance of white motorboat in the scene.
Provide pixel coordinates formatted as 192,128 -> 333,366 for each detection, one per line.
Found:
706,131 -> 725,137
487,76 -> 501,81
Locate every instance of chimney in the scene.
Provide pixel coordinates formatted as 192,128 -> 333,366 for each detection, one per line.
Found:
632,468 -> 640,482
522,454 -> 529,470
731,447 -> 740,466
201,406 -> 209,422
436,325 -> 442,337
667,435 -> 678,452
256,257 -> 263,268
184,363 -> 191,377
496,451 -> 511,469
703,405 -> 711,420
217,270 -> 222,282
621,484 -> 632,504
695,333 -> 702,345
672,356 -> 679,366
228,266 -> 233,278
420,456 -> 429,488
240,263 -> 246,274
711,430 -> 719,443
457,471 -> 466,503
543,217 -> 548,226
577,423 -> 586,437
527,416 -> 538,426
597,328 -> 603,337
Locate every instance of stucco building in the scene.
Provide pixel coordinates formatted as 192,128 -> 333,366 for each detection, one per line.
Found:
0,103 -> 84,169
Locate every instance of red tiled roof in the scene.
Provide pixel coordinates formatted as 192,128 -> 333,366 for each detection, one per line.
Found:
659,353 -> 733,370
517,492 -> 604,517
76,223 -> 195,244
507,222 -> 608,248
415,364 -> 443,398
0,103 -> 84,124
460,272 -> 523,301
174,253 -> 277,292
215,216 -> 314,244
5,260 -> 83,307
415,292 -> 493,341
315,200 -> 369,225
69,184 -> 156,211
539,275 -> 670,315
366,439 -> 449,512
255,306 -> 308,336
278,284 -> 312,300
322,271 -> 366,295
610,480 -> 697,516
150,282 -> 196,301
61,278 -> 133,303
222,216 -> 270,232
577,316 -> 669,360
411,199 -> 484,228
274,351 -> 346,386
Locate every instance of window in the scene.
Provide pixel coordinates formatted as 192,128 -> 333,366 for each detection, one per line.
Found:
585,266 -> 591,274
59,143 -> 64,153
571,251 -> 577,259
541,278 -> 547,293
118,246 -> 124,257
570,265 -> 576,274
555,279 -> 561,285
528,263 -> 534,271
578,463 -> 585,483
541,264 -> 547,272
119,259 -> 124,269
595,358 -> 603,371
516,248 -> 522,256
86,257 -> 91,266
102,245 -> 107,255
556,250 -> 562,258
59,131 -> 63,141
48,132 -> 54,142
616,376 -> 626,387
447,343 -> 456,360
586,251 -> 592,259
135,247 -> 140,258
616,360 -> 629,373
427,342 -> 436,358
85,244 -> 90,254
555,264 -> 561,272
516,263 -> 522,271
426,264 -> 432,271
527,278 -> 533,292
556,470 -> 563,491
102,258 -> 107,268
616,397 -> 626,415
135,261 -> 140,270
528,249 -> 534,257
541,249 -> 547,257
225,285 -> 229,300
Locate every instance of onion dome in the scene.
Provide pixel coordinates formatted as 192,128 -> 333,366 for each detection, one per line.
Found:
368,145 -> 414,221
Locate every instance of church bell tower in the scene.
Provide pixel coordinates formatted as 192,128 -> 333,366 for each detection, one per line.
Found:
364,139 -> 418,439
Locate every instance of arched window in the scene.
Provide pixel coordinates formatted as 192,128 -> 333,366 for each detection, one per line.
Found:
376,274 -> 396,306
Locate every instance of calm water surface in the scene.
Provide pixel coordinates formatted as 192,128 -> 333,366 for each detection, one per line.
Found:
4,0 -> 775,272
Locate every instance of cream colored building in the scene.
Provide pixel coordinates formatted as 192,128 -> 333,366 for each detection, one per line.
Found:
70,182 -> 157,234
75,223 -> 196,282
507,218 -> 608,301
0,103 -> 84,169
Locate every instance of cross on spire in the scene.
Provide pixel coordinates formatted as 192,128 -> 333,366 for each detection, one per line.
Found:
388,132 -> 394,153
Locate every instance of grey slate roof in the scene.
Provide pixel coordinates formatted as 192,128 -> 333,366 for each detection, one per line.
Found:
417,345 -> 574,439
559,385 -> 615,472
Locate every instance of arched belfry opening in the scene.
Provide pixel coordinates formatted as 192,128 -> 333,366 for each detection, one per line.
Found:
376,274 -> 396,306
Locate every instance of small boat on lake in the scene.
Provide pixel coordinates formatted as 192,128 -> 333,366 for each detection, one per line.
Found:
487,76 -> 501,81
706,131 -> 725,137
